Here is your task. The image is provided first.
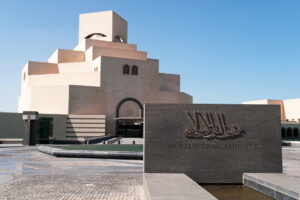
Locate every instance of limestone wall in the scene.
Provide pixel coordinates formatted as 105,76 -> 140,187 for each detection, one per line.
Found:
74,39 -> 136,51
26,72 -> 100,87
27,62 -> 59,75
58,62 -> 92,74
48,49 -> 85,64
159,73 -> 180,92
78,11 -> 127,43
283,99 -> 300,121
67,56 -> 192,136
19,85 -> 70,114
85,46 -> 147,61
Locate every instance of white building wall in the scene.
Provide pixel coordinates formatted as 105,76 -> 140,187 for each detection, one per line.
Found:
283,99 -> 300,121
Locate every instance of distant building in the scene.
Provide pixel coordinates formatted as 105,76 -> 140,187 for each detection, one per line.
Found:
243,98 -> 300,140
18,11 -> 192,141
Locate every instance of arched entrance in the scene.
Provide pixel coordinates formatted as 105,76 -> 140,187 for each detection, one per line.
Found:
115,97 -> 143,138
293,128 -> 299,139
287,127 -> 292,138
281,127 -> 286,139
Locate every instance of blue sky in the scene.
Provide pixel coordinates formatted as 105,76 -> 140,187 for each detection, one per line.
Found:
0,0 -> 300,112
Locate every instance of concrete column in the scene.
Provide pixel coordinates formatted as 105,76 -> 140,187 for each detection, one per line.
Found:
22,111 -> 39,146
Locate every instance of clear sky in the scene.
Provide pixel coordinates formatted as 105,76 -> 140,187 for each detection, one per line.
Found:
1,0 -> 300,112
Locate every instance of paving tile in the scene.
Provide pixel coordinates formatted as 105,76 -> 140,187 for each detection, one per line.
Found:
0,147 -> 143,199
0,146 -> 299,199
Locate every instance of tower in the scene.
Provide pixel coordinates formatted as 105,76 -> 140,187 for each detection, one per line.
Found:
79,11 -> 127,43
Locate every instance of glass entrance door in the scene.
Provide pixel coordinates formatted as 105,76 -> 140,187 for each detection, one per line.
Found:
117,120 -> 143,138
37,118 -> 53,144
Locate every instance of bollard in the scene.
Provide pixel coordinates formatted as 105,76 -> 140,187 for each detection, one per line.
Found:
103,141 -> 106,144
133,140 -> 135,145
118,140 -> 120,145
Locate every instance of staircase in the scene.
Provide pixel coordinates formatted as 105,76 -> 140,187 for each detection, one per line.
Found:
66,115 -> 106,139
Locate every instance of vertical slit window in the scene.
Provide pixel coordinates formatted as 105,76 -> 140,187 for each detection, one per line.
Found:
123,65 -> 129,74
132,65 -> 138,75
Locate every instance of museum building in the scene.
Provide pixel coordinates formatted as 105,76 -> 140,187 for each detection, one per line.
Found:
17,11 -> 192,141
243,98 -> 300,141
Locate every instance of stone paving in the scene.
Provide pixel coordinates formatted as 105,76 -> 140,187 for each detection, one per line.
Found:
282,146 -> 300,177
0,146 -> 143,200
0,146 -> 299,199
0,174 -> 142,200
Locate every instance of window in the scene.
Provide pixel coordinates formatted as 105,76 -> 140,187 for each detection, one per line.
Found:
287,127 -> 292,137
293,128 -> 299,138
114,35 -> 125,43
132,65 -> 138,75
85,33 -> 107,40
94,67 -> 98,72
23,72 -> 26,81
281,128 -> 286,138
123,65 -> 129,74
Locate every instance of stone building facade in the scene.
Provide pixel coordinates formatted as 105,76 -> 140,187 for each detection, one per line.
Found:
243,98 -> 300,141
243,98 -> 300,122
18,11 -> 192,140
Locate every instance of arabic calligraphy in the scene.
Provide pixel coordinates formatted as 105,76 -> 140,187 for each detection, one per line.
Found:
184,111 -> 244,139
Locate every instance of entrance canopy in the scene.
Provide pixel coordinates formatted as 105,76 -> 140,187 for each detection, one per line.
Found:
114,117 -> 143,123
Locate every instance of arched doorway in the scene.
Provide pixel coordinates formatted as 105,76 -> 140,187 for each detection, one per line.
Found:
287,127 -> 292,138
115,98 -> 143,138
293,128 -> 299,139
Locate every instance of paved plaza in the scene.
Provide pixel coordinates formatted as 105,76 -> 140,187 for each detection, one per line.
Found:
0,146 -> 299,199
282,146 -> 300,176
0,146 -> 143,200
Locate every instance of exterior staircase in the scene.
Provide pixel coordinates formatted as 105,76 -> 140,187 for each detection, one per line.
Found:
66,115 -> 106,139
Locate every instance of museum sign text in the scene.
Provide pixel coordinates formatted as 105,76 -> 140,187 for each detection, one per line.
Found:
184,111 -> 244,139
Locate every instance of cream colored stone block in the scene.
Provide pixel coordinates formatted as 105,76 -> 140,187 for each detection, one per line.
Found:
19,85 -> 70,114
26,61 -> 58,75
58,62 -> 92,73
27,72 -> 100,87
79,11 -> 127,43
112,11 -> 127,43
85,46 -> 147,61
68,85 -> 107,115
283,99 -> 300,121
48,49 -> 85,63
74,39 -> 136,51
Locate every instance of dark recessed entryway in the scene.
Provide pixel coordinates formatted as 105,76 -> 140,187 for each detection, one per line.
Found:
37,118 -> 53,144
115,97 -> 143,138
